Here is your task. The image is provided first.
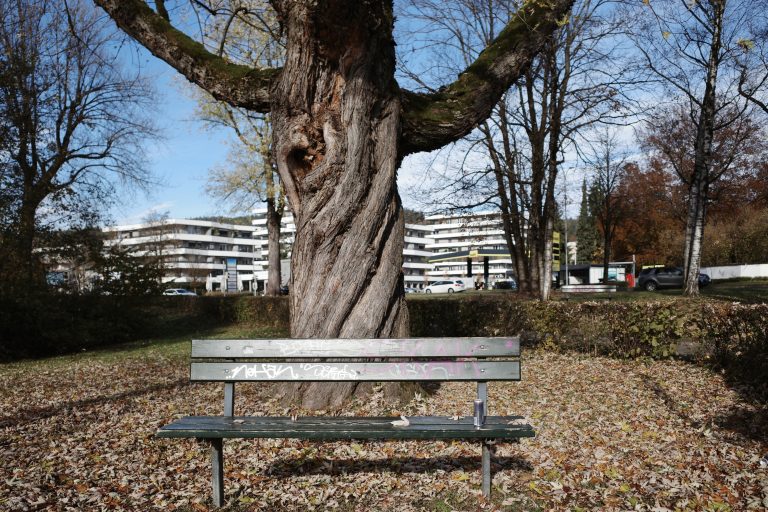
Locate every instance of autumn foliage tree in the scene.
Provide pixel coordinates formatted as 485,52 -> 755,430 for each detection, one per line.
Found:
628,0 -> 768,295
93,0 -> 572,408
611,161 -> 685,266
609,106 -> 768,269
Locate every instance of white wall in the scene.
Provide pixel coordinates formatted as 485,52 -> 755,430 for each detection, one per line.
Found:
700,264 -> 768,280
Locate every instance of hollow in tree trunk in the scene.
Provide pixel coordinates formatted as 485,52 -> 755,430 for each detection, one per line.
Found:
270,0 -> 410,409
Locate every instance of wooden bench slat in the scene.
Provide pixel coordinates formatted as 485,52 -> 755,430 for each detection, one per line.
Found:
191,337 -> 520,359
158,415 -> 527,426
156,415 -> 535,441
191,360 -> 520,382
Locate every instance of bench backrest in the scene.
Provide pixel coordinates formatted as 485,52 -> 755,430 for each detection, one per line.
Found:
191,337 -> 521,383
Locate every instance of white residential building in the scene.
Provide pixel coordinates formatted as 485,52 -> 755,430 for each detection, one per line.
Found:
422,211 -> 514,286
252,209 -> 516,290
101,209 -> 517,293
251,208 -> 296,260
103,219 -> 266,292
403,223 -> 434,289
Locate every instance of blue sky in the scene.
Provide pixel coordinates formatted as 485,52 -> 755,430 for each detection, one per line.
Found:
109,55 -> 429,225
110,57 -> 232,225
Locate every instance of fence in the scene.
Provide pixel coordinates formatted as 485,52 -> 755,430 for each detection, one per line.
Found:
700,263 -> 768,280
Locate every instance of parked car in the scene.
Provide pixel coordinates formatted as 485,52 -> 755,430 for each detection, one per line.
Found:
493,279 -> 518,291
163,288 -> 197,296
404,287 -> 419,294
424,280 -> 466,294
636,267 -> 711,291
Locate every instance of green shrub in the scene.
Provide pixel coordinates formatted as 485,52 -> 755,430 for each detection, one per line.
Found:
0,294 -> 290,361
3,293 -> 765,391
408,296 -> 768,387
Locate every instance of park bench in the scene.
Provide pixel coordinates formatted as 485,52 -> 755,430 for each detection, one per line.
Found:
156,337 -> 533,507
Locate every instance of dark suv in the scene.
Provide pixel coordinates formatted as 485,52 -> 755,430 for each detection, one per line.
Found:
493,279 -> 518,291
636,266 -> 710,291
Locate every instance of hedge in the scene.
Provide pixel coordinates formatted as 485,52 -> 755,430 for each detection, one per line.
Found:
408,296 -> 768,387
0,294 -> 289,361
2,294 -> 765,388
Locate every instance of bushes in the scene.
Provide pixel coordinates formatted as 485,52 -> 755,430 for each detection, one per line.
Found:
408,295 -> 768,388
700,302 -> 768,388
0,294 -> 290,361
3,293 -> 765,389
0,294 -> 154,360
200,295 -> 289,328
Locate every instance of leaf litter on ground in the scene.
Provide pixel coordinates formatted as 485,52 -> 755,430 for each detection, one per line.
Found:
1,344 -> 767,511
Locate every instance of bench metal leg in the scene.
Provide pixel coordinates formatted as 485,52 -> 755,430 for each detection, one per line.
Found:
210,438 -> 224,507
477,381 -> 492,498
481,440 -> 492,498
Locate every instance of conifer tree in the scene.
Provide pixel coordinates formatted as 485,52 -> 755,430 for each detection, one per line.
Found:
576,179 -> 599,264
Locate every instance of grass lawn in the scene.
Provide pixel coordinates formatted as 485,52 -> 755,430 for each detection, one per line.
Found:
2,328 -> 767,511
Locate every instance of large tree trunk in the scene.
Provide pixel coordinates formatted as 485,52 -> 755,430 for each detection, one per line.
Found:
6,192 -> 41,292
270,0 -> 410,409
602,224 -> 611,283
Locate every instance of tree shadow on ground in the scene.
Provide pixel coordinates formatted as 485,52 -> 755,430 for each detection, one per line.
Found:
646,376 -> 768,445
715,403 -> 768,444
263,453 -> 532,478
717,355 -> 768,444
714,373 -> 768,444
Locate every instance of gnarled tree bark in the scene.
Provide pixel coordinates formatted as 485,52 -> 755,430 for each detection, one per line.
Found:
94,0 -> 573,409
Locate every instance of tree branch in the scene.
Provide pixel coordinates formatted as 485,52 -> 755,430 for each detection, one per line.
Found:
93,0 -> 277,112
399,0 -> 573,156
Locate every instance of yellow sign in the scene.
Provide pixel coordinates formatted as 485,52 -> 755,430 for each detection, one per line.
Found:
469,250 -> 478,258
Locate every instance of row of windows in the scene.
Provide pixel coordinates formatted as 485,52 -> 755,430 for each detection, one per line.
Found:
182,242 -> 255,253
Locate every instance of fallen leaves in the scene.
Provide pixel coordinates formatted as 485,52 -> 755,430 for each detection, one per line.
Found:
0,349 -> 767,511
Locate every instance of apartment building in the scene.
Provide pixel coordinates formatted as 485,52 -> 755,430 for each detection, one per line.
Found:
403,223 -> 434,289
101,209 -> 516,293
103,219 -> 266,292
252,210 -> 515,290
422,211 -> 514,286
251,208 -> 296,259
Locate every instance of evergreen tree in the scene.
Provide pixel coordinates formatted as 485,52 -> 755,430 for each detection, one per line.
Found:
576,179 -> 600,263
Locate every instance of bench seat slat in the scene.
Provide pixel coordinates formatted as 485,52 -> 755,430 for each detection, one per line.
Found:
192,337 -> 520,359
156,416 -> 535,441
191,360 -> 520,382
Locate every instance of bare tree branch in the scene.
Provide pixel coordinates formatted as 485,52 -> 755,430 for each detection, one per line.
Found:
93,0 -> 277,112
400,0 -> 574,155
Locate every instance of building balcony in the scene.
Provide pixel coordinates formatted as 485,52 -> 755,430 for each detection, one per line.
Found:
402,262 -> 434,270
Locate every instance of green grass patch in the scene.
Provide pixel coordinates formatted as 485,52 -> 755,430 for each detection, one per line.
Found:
0,324 -> 289,371
701,279 -> 768,303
